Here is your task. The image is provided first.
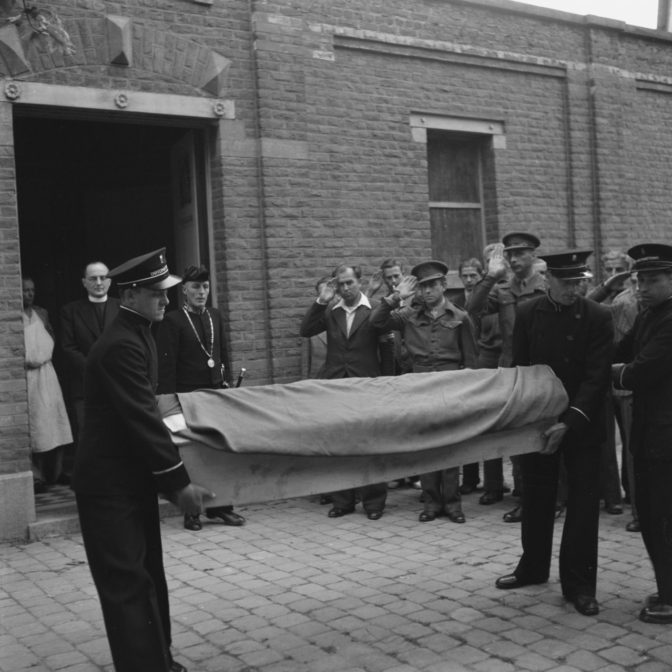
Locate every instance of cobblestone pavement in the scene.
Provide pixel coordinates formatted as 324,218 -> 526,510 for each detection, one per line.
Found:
2,487 -> 671,672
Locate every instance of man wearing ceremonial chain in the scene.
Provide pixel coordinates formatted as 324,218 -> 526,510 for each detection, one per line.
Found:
157,264 -> 245,530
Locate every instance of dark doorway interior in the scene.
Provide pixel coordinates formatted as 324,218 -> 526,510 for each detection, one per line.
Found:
14,113 -> 199,327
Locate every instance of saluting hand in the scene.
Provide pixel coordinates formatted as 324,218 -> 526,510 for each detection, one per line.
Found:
603,270 -> 632,294
173,483 -> 216,515
366,270 -> 384,297
540,422 -> 568,455
486,243 -> 508,279
396,275 -> 417,300
317,279 -> 337,304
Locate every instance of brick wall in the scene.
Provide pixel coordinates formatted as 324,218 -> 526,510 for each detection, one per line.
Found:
251,0 -> 672,380
4,0 -> 672,484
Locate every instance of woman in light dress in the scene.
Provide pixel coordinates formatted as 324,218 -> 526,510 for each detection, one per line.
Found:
22,276 -> 72,492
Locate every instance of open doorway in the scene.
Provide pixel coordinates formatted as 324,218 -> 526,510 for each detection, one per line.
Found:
14,111 -> 212,330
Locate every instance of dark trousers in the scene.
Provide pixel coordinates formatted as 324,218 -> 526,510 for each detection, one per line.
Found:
331,483 -> 387,513
634,455 -> 672,604
613,393 -> 636,520
599,403 -> 623,506
76,493 -> 172,672
421,467 -> 462,515
515,436 -> 601,598
462,460 -> 503,491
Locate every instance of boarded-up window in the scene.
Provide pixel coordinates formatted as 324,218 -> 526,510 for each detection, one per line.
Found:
427,131 -> 486,274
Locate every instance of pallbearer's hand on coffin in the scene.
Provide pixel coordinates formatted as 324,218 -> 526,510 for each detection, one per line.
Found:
170,483 -> 216,515
540,422 -> 569,455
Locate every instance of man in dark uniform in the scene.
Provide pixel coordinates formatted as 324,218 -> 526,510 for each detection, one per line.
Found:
495,250 -> 613,617
613,243 -> 672,624
371,260 -> 479,524
72,249 -> 213,672
156,264 -> 244,531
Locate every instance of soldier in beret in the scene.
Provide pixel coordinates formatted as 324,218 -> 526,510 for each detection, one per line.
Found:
73,248 -> 213,672
371,260 -> 478,523
613,243 -> 672,624
495,249 -> 613,617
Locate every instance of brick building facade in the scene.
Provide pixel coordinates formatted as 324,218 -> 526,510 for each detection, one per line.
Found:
1,0 -> 671,539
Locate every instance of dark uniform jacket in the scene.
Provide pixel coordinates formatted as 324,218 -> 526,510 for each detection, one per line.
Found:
72,307 -> 190,496
300,299 -> 393,379
613,297 -> 672,460
156,306 -> 232,393
60,297 -> 120,401
513,294 -> 613,443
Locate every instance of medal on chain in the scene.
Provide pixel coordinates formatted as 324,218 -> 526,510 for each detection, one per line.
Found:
183,306 -> 215,368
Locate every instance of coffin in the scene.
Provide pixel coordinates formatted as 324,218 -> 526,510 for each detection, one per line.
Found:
158,365 -> 567,506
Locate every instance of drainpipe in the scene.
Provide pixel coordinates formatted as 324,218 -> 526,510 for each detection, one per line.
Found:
583,24 -> 603,278
561,73 -> 576,248
248,0 -> 275,382
658,0 -> 672,31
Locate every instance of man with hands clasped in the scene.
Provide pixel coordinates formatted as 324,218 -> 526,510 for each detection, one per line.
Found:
495,250 -> 613,617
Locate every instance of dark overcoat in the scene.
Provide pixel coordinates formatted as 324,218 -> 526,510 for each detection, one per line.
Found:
155,306 -> 232,394
72,307 -> 188,496
60,297 -> 120,401
614,297 -> 672,460
513,294 -> 613,442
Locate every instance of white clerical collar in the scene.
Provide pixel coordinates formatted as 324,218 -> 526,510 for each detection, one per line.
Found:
333,293 -> 371,312
88,296 -> 108,304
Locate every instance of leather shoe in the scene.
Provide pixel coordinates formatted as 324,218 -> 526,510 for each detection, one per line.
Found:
206,509 -> 246,526
183,513 -> 202,531
626,519 -> 641,532
605,502 -> 623,515
459,483 -> 479,495
495,574 -> 546,590
328,507 -> 355,518
367,510 -> 383,520
639,602 -> 672,624
503,506 -> 522,523
446,511 -> 465,524
479,491 -> 503,505
646,593 -> 661,606
170,662 -> 187,672
568,594 -> 599,616
319,495 -> 333,505
418,511 -> 437,522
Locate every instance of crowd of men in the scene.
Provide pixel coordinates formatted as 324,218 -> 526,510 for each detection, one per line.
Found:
300,236 -> 672,625
20,234 -> 672,671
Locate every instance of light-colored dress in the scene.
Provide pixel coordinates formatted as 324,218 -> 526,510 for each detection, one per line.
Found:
23,310 -> 73,452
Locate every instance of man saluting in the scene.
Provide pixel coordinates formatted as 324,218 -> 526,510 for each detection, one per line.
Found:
73,248 -> 213,672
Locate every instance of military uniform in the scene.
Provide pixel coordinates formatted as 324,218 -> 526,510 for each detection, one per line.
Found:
498,250 -> 613,613
73,249 -> 188,672
613,244 -> 672,622
371,260 -> 479,521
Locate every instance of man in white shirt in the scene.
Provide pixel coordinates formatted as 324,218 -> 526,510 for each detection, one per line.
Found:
300,264 -> 394,519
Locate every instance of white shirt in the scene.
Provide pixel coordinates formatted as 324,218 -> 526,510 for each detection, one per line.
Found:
333,293 -> 371,337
